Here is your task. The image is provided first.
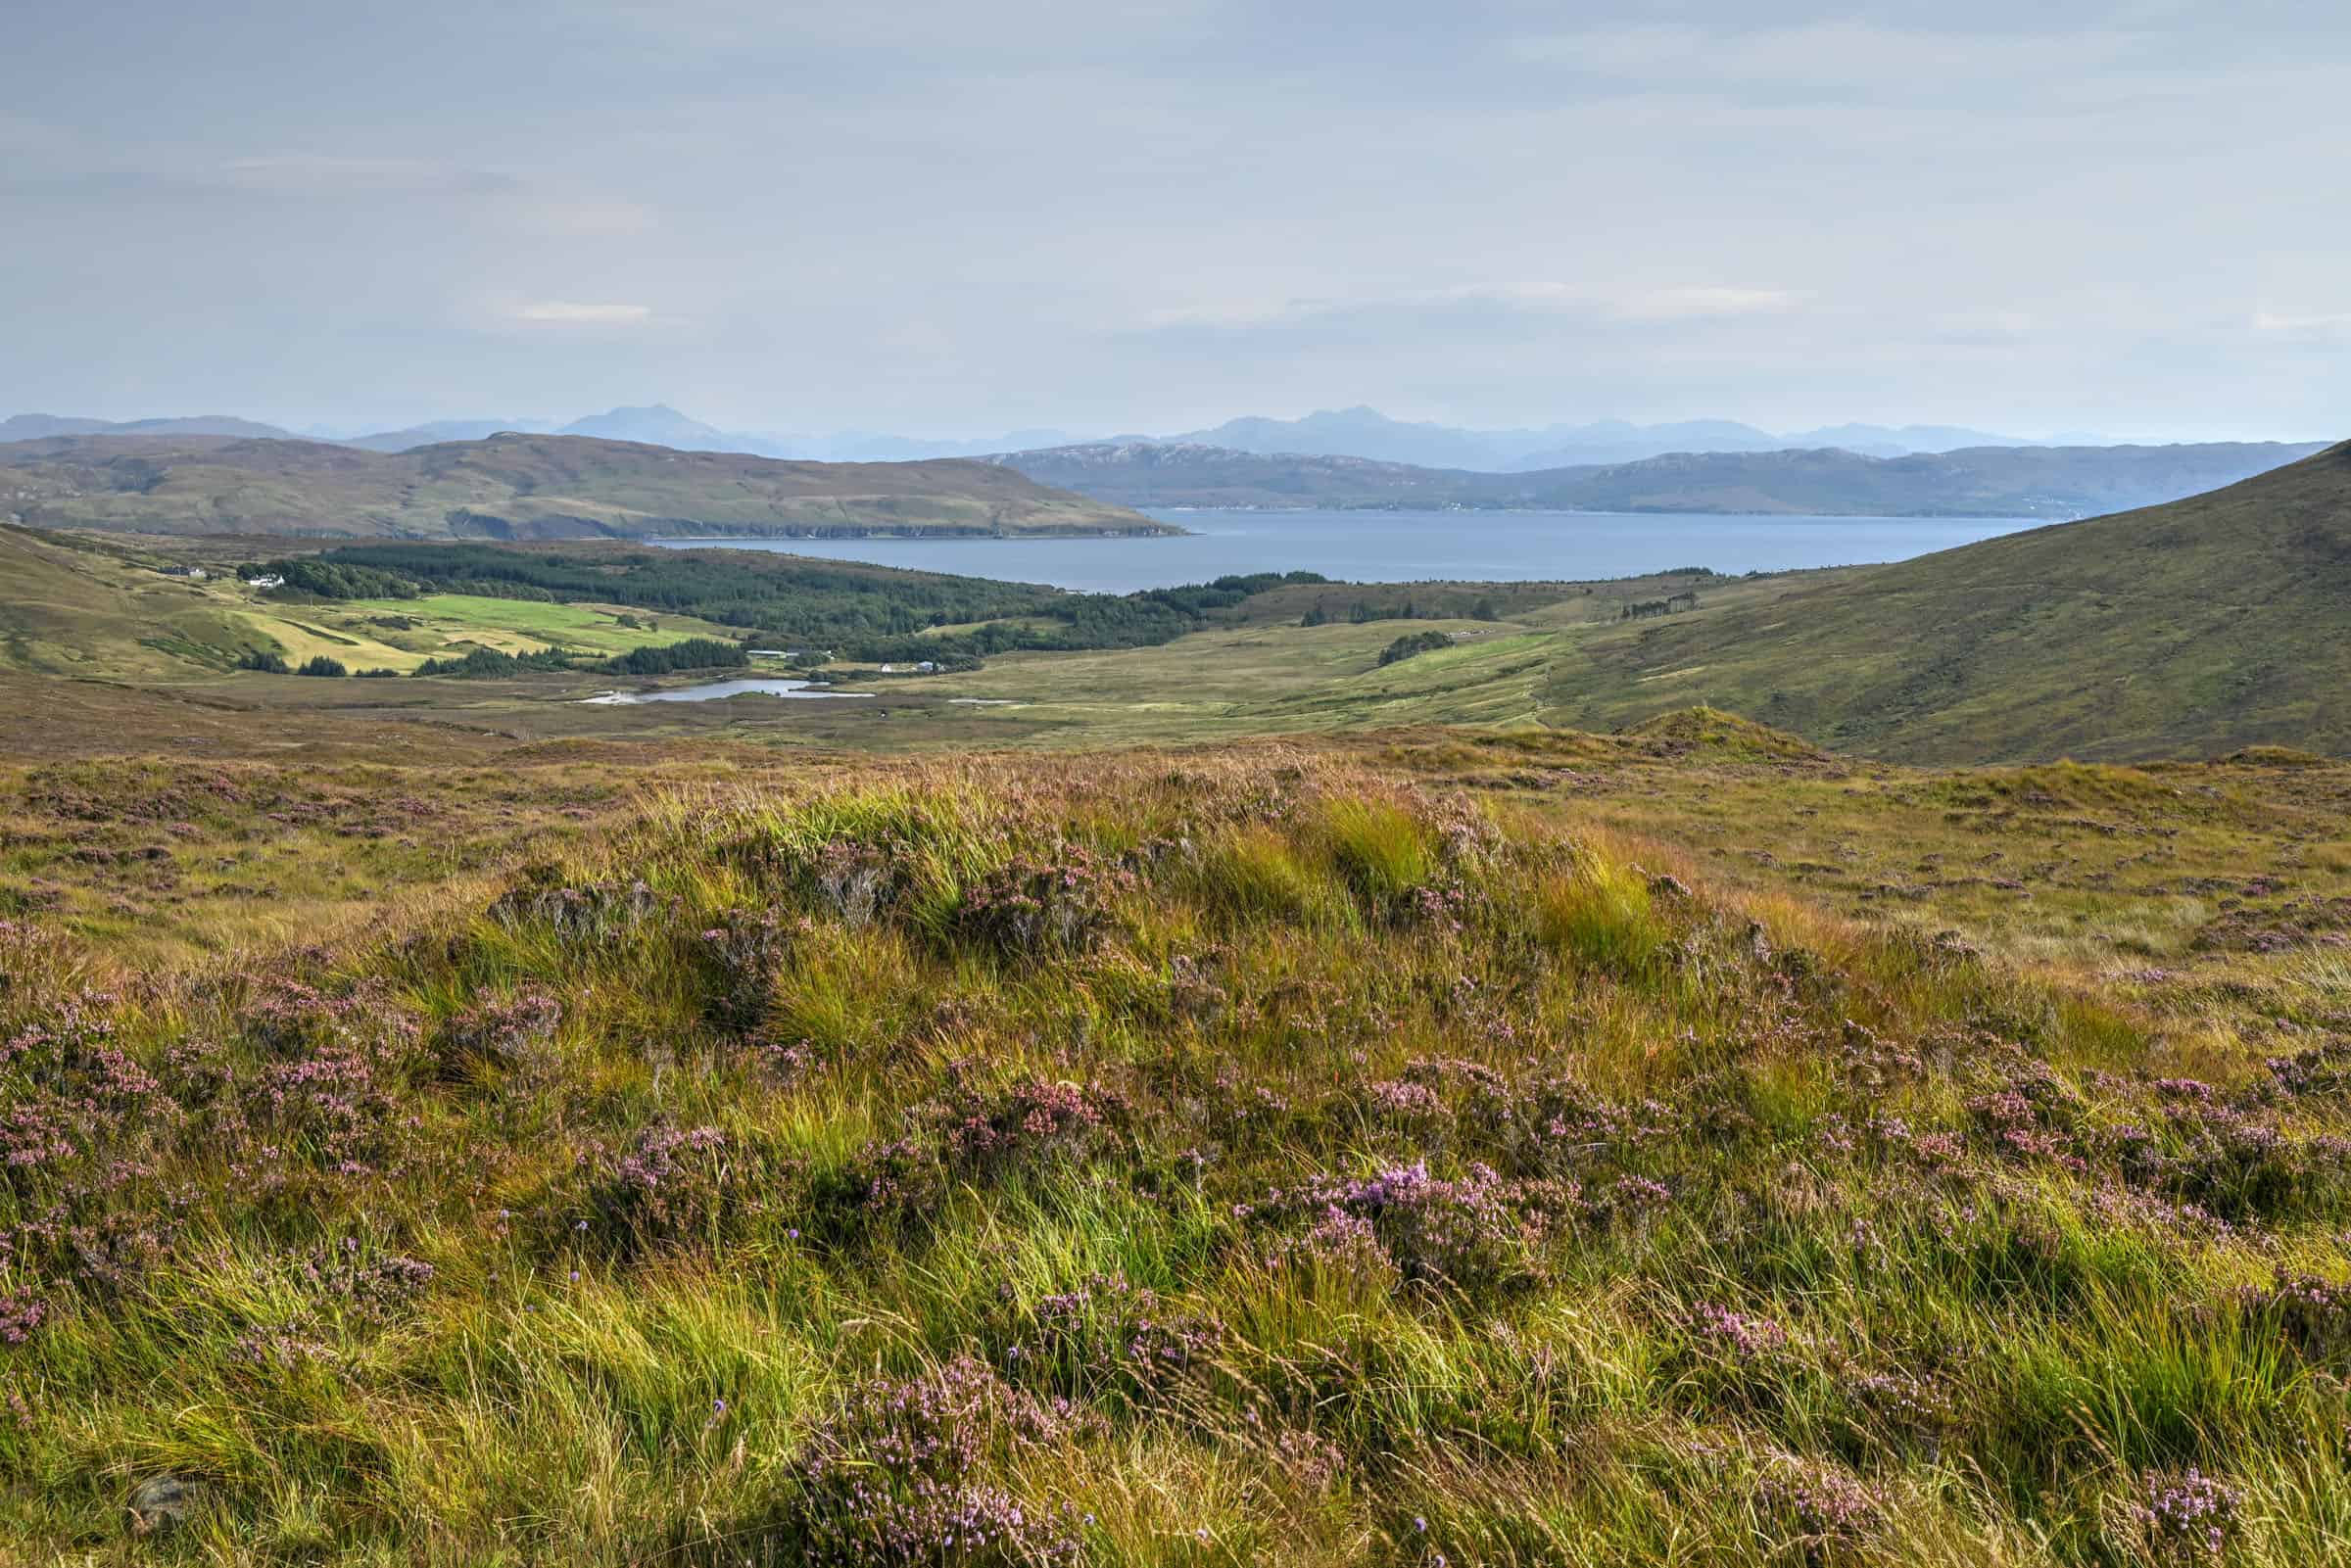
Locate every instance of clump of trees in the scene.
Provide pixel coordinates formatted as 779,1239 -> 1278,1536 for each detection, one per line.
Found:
295,655 -> 349,677
235,647 -> 290,673
1620,592 -> 1700,622
1377,631 -> 1455,667
254,559 -> 422,600
413,646 -> 576,679
600,639 -> 748,676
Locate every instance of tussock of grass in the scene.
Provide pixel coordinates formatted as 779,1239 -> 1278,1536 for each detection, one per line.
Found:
3,750 -> 2348,1563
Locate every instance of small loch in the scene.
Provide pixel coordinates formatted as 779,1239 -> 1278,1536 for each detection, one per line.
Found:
580,678 -> 876,705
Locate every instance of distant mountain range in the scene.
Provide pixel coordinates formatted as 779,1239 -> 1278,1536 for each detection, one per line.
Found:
4,404 -> 2135,469
7,404 -> 2309,523
0,432 -> 1165,541
1161,407 -> 2063,469
0,413 -> 294,442
991,440 -> 2329,520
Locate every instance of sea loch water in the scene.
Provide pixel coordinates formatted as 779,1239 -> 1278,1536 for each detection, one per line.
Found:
658,508 -> 2044,594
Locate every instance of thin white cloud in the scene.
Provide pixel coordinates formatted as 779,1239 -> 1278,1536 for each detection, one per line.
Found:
509,200 -> 656,237
223,155 -> 504,191
1142,281 -> 1802,333
510,301 -> 655,325
1614,287 -> 1801,322
2254,309 -> 2351,336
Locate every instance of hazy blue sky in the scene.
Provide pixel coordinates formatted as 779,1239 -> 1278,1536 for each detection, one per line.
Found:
5,2 -> 2345,439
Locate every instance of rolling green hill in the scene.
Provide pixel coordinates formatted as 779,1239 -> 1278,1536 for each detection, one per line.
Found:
1533,439 -> 2351,759
0,431 -> 1170,540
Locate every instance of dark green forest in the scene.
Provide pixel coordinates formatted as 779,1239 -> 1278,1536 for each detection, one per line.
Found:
272,544 -> 1326,665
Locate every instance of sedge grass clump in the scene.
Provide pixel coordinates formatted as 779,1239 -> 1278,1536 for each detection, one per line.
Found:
1319,795 -> 1440,907
1535,850 -> 1673,979
1191,822 -> 1352,929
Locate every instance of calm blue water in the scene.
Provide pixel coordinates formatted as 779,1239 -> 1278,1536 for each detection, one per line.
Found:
657,509 -> 2042,594
580,678 -> 874,704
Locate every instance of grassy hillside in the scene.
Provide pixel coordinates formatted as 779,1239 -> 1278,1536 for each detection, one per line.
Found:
996,439 -> 2326,517
0,432 -> 1170,540
0,528 -> 758,680
1530,441 -> 2351,760
5,740 -> 2351,1561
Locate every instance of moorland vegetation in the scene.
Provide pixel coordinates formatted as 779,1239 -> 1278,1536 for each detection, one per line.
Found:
4,736 -> 2351,1562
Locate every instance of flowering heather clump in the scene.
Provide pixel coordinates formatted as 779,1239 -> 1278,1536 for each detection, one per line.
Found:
1244,1160 -> 1560,1293
0,1098 -> 83,1187
295,1238 -> 435,1321
61,1209 -> 180,1295
1602,1174 -> 1673,1225
1402,880 -> 1470,932
240,977 -> 412,1059
953,848 -> 1133,956
938,1079 -> 1128,1176
2268,1037 -> 2351,1098
697,906 -> 801,1034
0,1293 -> 48,1348
2127,1467 -> 2243,1561
1964,1063 -> 2086,1164
783,1355 -> 1083,1566
1688,1303 -> 1792,1359
1268,1425 -> 1347,1493
230,1317 -> 335,1369
441,988 -> 562,1075
2240,1267 -> 2351,1361
805,837 -> 896,927
487,872 -> 660,942
592,1123 -> 738,1247
1507,1076 -> 1684,1180
810,1134 -> 950,1240
1012,1272 -> 1223,1403
1837,1368 -> 1954,1446
2149,1098 -> 2351,1221
1362,1076 -> 1451,1128
1753,1462 -> 1882,1562
246,1036 -> 405,1175
1288,1202 -> 1396,1280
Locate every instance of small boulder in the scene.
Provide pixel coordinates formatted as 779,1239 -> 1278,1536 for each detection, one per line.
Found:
129,1473 -> 195,1536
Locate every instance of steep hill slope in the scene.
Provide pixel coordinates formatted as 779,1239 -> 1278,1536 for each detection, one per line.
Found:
0,432 -> 1170,540
1538,440 -> 2351,759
